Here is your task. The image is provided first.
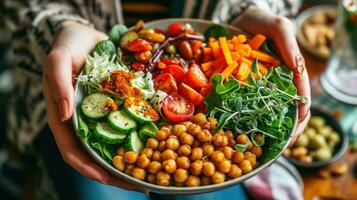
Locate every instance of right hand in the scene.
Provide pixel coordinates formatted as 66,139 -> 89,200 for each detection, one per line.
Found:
42,21 -> 144,192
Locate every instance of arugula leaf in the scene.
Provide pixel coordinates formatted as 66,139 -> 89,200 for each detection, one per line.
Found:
235,143 -> 248,152
211,74 -> 239,95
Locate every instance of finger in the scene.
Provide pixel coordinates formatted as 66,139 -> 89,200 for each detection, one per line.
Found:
43,76 -> 110,183
45,45 -> 75,121
295,69 -> 311,120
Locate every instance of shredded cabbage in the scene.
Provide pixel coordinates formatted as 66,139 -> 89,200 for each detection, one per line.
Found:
131,71 -> 155,100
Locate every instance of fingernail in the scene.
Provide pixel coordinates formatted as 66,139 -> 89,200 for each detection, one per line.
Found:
59,98 -> 69,121
295,55 -> 304,74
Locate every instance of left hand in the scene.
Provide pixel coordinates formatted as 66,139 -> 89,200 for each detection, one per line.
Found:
232,5 -> 311,142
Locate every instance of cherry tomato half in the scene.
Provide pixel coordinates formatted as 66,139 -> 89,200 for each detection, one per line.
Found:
154,73 -> 177,94
178,83 -> 204,106
162,64 -> 186,83
131,61 -> 144,71
186,63 -> 208,89
166,23 -> 194,36
160,57 -> 180,65
127,39 -> 152,52
162,94 -> 195,123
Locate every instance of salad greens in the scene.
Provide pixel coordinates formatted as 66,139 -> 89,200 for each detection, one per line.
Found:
206,59 -> 303,162
204,24 -> 229,40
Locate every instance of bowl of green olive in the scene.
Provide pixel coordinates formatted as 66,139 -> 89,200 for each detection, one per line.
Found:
284,107 -> 348,168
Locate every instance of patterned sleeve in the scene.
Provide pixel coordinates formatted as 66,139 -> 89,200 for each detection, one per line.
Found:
211,0 -> 303,24
0,0 -> 91,74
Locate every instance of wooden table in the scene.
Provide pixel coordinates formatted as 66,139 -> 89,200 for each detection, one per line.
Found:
301,47 -> 357,200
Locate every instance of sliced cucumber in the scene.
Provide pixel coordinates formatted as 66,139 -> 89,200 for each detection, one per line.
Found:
108,110 -> 136,132
81,93 -> 112,120
139,122 -> 159,139
94,123 -> 126,144
124,97 -> 159,123
124,130 -> 144,153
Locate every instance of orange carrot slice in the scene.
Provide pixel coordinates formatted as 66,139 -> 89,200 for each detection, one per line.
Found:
219,37 -> 233,65
248,34 -> 266,50
236,62 -> 251,81
251,50 -> 280,66
221,62 -> 238,80
210,41 -> 222,58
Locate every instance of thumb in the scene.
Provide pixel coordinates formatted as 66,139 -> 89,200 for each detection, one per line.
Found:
45,45 -> 75,121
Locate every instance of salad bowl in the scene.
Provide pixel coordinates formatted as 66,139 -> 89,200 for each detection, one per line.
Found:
73,18 -> 298,195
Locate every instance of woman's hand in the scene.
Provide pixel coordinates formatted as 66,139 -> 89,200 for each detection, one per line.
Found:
232,6 -> 311,140
42,21 -> 143,192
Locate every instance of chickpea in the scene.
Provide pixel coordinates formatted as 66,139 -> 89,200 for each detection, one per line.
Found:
228,139 -> 236,147
163,159 -> 177,174
124,151 -> 139,164
197,130 -> 213,143
152,151 -> 162,162
182,121 -> 193,129
202,143 -> 215,157
199,121 -> 211,130
228,164 -> 242,179
185,175 -> 201,187
146,138 -> 159,150
173,124 -> 187,138
174,168 -> 188,183
161,125 -> 172,134
112,155 -> 126,171
247,142 -> 254,150
201,176 -> 211,186
253,133 -> 264,144
244,152 -> 256,166
192,139 -> 202,148
191,113 -> 207,124
239,160 -> 253,174
236,134 -> 249,144
177,156 -> 191,170
251,146 -> 263,158
202,161 -> 215,177
156,171 -> 171,186
211,171 -> 225,184
124,164 -> 135,175
174,181 -> 185,187
222,146 -> 234,159
190,160 -> 203,176
232,151 -> 244,164
132,167 -> 146,181
116,147 -> 126,156
180,133 -> 194,146
156,130 -> 169,141
207,117 -> 217,131
147,174 -> 156,184
148,161 -> 162,174
224,130 -> 234,140
166,137 -> 180,151
162,149 -> 177,161
210,151 -> 225,164
213,133 -> 228,147
190,147 -> 203,161
217,159 -> 231,173
177,145 -> 192,157
141,148 -> 153,159
158,141 -> 166,151
188,124 -> 202,137
137,154 -> 150,169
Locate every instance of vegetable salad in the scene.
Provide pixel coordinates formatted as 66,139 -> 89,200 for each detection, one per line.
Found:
76,20 -> 304,186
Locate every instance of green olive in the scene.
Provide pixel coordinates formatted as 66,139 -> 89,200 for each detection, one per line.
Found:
304,128 -> 317,139
309,116 -> 325,129
327,132 -> 340,146
317,126 -> 332,137
312,147 -> 332,161
165,45 -> 177,54
309,134 -> 327,149
119,31 -> 138,48
138,28 -> 166,43
295,134 -> 309,147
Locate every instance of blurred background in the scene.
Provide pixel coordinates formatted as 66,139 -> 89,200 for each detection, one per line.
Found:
0,0 -> 356,200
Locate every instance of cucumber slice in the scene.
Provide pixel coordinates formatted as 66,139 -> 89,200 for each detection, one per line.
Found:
139,122 -> 159,141
124,130 -> 144,153
81,93 -> 112,120
94,123 -> 126,144
108,110 -> 136,132
124,97 -> 159,123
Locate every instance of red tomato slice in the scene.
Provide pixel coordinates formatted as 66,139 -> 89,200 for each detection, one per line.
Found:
161,58 -> 180,65
178,83 -> 204,106
154,73 -> 177,94
166,23 -> 194,36
127,39 -> 152,52
186,63 -> 208,89
162,64 -> 186,83
162,94 -> 195,123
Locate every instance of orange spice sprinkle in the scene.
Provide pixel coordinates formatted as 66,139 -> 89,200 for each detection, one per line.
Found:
101,70 -> 141,98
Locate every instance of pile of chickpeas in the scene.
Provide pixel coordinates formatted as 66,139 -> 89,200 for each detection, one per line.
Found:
112,113 -> 263,187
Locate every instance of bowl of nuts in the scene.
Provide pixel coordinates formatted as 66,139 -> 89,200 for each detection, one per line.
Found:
284,107 -> 348,168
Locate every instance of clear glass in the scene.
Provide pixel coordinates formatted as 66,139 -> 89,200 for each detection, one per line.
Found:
321,0 -> 357,104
